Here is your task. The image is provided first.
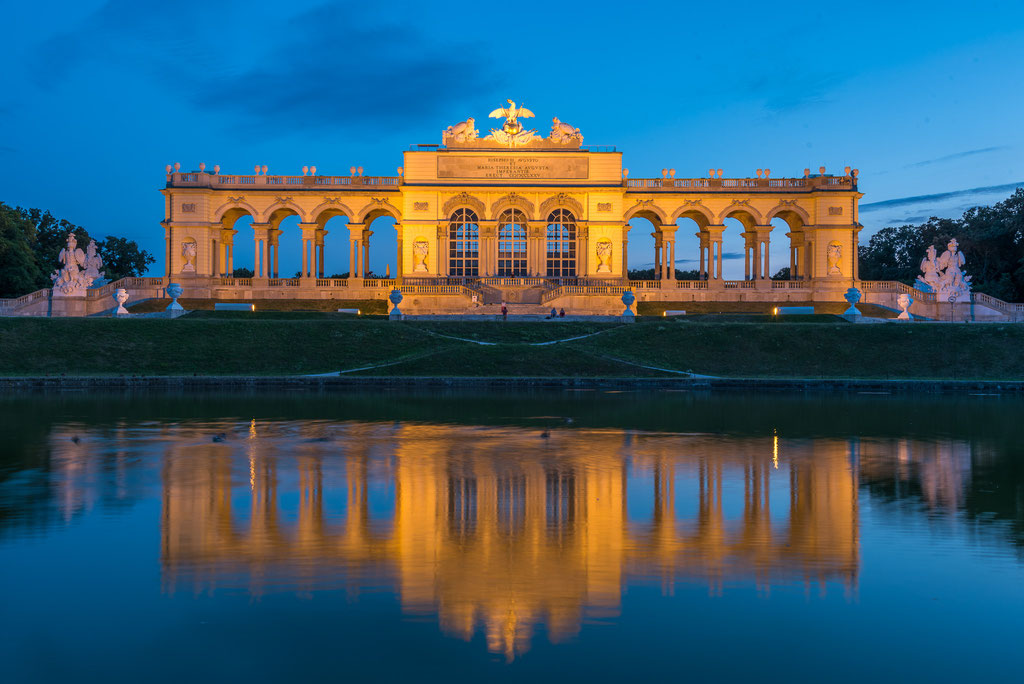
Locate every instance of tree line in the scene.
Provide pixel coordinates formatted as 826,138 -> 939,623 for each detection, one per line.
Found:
858,188 -> 1024,302
0,202 -> 156,298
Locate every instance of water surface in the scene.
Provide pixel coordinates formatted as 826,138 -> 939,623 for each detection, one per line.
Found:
1,391 -> 1022,682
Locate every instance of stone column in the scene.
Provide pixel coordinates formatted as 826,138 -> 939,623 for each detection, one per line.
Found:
659,226 -> 677,281
298,222 -> 318,279
577,224 -> 588,278
395,223 -> 403,283
621,224 -> 630,280
316,228 -> 328,278
251,223 -> 272,280
752,226 -> 772,286
362,228 -> 373,278
435,223 -> 447,278
346,223 -> 365,280
528,222 -> 546,277
705,225 -> 725,282
270,228 -> 281,278
652,231 -> 662,279
220,228 -> 237,277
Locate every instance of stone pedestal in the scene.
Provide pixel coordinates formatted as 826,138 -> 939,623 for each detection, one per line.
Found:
50,295 -> 87,317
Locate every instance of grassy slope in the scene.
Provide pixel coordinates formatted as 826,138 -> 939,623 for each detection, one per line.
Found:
1,317 -> 1021,379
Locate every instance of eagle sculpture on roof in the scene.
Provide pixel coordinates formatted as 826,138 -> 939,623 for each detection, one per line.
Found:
489,99 -> 535,135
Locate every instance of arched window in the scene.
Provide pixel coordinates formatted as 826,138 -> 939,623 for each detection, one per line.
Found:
449,208 -> 479,277
546,209 -> 576,277
497,209 -> 527,276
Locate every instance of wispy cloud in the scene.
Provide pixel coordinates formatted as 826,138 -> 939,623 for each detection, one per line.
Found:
860,181 -> 1024,211
904,146 -> 1008,168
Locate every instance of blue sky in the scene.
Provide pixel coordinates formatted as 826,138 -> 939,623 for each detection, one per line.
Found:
3,0 -> 1023,278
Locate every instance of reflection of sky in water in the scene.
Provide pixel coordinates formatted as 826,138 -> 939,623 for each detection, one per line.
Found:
1,394 -> 1022,682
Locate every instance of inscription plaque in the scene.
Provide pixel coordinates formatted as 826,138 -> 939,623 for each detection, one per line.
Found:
438,155 -> 589,180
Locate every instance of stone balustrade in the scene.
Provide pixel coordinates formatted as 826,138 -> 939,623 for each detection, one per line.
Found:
624,176 -> 855,192
166,172 -> 401,190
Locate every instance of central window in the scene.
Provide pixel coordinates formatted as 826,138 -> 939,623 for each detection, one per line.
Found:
497,209 -> 528,276
449,208 -> 479,277
546,209 -> 576,277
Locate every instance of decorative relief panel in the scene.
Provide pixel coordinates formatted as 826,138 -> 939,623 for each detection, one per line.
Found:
828,206 -> 844,215
597,203 -> 612,212
181,203 -> 196,213
413,202 -> 429,211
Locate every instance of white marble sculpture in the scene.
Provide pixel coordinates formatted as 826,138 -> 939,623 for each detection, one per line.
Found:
915,238 -> 971,299
485,99 -> 539,146
181,241 -> 197,272
413,239 -> 429,272
82,240 -> 104,282
596,240 -> 613,273
549,117 -> 583,144
51,233 -> 102,296
442,117 -> 478,145
827,242 -> 842,275
897,292 -> 913,320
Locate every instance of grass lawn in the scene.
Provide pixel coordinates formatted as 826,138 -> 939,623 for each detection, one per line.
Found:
1,316 -> 1021,379
636,300 -> 898,318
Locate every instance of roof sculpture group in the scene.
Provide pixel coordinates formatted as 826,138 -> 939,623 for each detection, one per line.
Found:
442,100 -> 583,148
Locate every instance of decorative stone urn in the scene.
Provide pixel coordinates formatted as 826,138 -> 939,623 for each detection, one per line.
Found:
897,292 -> 913,320
166,283 -> 184,311
113,288 -> 130,315
843,287 -> 862,316
621,289 -> 636,319
388,288 -> 404,319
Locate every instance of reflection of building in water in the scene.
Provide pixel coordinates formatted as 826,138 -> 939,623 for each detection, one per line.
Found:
158,424 -> 859,659
859,439 -> 973,512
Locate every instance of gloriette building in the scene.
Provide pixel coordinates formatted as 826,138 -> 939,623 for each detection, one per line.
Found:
157,100 -> 864,314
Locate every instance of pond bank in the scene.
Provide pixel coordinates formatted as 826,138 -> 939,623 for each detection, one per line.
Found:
2,375 -> 1023,394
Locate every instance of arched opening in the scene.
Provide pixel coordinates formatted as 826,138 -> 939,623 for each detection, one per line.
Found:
365,215 -> 397,279
218,208 -> 254,278
675,209 -> 712,280
720,210 -> 760,281
769,210 -> 807,280
449,208 -> 479,277
314,208 -> 351,278
497,209 -> 527,276
624,210 -> 660,279
546,209 -> 576,278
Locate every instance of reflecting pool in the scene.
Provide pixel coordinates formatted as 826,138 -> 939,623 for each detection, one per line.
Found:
1,391 -> 1022,682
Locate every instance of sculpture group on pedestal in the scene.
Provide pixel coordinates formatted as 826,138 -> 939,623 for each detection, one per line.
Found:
915,239 -> 971,300
51,233 -> 104,296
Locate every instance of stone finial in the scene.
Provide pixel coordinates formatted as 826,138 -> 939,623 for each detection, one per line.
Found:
764,168 -> 771,178
622,169 -> 629,178
804,168 -> 810,177
669,169 -> 675,178
302,166 -> 309,175
756,169 -> 763,178
254,164 -> 261,174
708,168 -> 715,178
819,166 -> 826,175
844,166 -> 851,176
852,168 -> 859,177
357,166 -> 364,176
261,165 -> 268,175
166,165 -> 172,174
174,162 -> 180,171
213,165 -> 220,174
310,166 -> 317,175
661,168 -> 668,178
199,162 -> 206,172
717,169 -> 723,178
397,167 -> 404,177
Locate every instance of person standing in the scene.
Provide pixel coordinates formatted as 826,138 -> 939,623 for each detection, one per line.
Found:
559,308 -> 565,318
501,301 -> 508,321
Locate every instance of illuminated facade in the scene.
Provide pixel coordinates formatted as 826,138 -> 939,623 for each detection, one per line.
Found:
157,101 -> 869,314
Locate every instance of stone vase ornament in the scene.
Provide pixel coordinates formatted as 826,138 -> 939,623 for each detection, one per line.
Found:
843,287 -> 862,316
621,289 -> 636,319
596,239 -> 613,273
166,283 -> 184,311
113,288 -> 130,315
388,288 -> 404,320
897,293 -> 913,320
